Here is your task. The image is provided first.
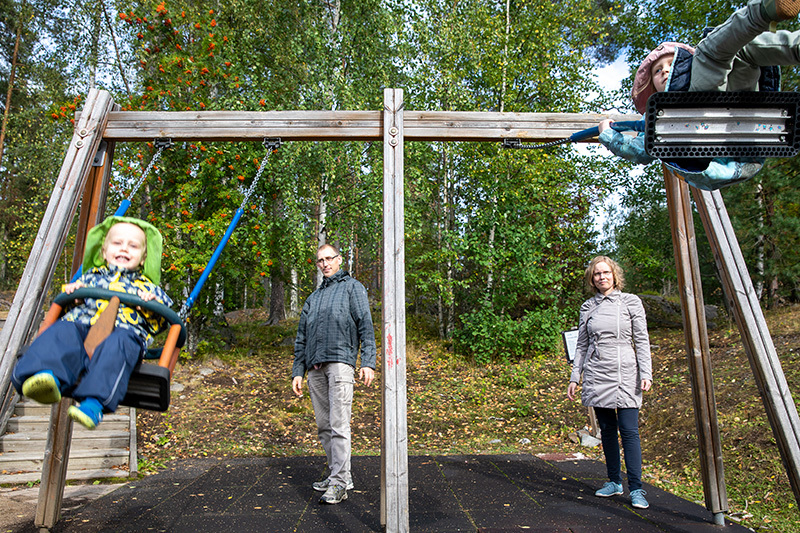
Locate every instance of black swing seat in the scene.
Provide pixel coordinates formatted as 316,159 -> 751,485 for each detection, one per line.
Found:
49,287 -> 186,412
645,91 -> 800,159
122,363 -> 171,412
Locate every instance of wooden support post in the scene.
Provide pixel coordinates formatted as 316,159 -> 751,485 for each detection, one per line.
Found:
34,402 -> 73,530
380,88 -> 409,532
73,139 -> 114,262
693,186 -> 800,508
663,166 -> 728,523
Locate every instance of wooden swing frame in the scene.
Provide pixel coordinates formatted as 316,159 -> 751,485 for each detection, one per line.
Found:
0,88 -> 798,531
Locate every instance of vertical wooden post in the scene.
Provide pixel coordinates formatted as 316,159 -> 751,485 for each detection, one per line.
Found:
693,186 -> 800,508
73,139 -> 114,260
663,167 -> 728,523
381,88 -> 409,532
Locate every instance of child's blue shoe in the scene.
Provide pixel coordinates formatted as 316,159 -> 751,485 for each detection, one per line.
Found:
68,398 -> 103,430
21,371 -> 61,404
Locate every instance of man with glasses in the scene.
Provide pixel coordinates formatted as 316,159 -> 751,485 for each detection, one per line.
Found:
292,244 -> 376,504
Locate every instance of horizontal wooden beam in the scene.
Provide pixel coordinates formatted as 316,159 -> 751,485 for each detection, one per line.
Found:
101,110 -> 632,143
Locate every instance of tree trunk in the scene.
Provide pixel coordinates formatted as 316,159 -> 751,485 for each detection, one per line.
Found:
754,182 -> 765,299
214,281 -> 224,317
267,268 -> 286,325
87,1 -> 102,90
316,179 -> 328,288
0,16 -> 23,174
259,275 -> 270,308
486,0 -> 510,302
437,145 -> 455,339
289,268 -> 299,318
763,187 -> 778,309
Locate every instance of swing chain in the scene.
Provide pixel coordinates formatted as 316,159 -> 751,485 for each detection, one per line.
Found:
238,138 -> 281,211
128,138 -> 173,199
179,301 -> 189,322
178,139 -> 280,322
502,137 -> 571,150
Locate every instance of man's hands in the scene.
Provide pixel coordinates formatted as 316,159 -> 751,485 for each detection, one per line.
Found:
292,367 -> 376,397
360,367 -> 375,387
292,376 -> 304,397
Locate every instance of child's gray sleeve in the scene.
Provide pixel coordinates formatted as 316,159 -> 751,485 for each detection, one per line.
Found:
598,129 -> 656,166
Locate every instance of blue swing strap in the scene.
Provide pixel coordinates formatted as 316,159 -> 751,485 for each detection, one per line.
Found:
502,120 -> 645,150
179,138 -> 282,320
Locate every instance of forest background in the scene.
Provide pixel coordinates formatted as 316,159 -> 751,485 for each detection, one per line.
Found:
0,0 -> 799,359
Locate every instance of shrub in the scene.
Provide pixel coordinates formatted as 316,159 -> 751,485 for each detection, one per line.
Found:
453,305 -> 562,365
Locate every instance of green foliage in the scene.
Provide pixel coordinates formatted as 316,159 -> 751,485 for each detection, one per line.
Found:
9,0 -> 800,364
722,160 -> 800,307
453,304 -> 562,364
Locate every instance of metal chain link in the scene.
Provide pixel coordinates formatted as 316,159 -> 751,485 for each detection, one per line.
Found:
238,138 -> 281,211
128,139 -> 173,199
502,137 -> 572,150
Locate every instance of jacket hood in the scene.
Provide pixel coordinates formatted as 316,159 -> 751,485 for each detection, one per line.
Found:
632,42 -> 695,114
82,216 -> 164,285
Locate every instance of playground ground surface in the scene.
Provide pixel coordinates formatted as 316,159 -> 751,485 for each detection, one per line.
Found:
1,453 -> 749,532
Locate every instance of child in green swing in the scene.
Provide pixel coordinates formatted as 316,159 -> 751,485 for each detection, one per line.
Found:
599,0 -> 800,190
11,216 -> 172,429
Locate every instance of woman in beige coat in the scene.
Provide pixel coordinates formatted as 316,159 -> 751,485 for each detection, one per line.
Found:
567,256 -> 653,509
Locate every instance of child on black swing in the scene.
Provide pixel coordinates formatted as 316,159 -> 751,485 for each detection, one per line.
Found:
598,0 -> 800,190
12,216 -> 172,429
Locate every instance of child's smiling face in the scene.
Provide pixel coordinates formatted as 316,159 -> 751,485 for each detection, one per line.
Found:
650,53 -> 674,93
102,222 -> 147,271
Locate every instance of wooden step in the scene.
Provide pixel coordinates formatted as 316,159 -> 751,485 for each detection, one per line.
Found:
0,448 -> 129,473
0,398 -> 136,486
13,401 -> 131,418
0,467 -> 129,485
6,414 -> 130,433
0,430 -> 131,453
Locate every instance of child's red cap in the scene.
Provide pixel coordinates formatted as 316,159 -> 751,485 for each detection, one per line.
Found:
632,42 -> 695,114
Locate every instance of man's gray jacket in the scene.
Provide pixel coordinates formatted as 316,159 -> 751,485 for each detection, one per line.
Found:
292,269 -> 376,378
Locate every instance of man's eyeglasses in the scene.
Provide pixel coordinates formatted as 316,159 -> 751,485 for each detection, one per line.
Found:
316,254 -> 340,265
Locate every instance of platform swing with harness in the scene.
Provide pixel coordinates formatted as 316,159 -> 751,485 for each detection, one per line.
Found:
502,91 -> 800,189
29,138 -> 281,414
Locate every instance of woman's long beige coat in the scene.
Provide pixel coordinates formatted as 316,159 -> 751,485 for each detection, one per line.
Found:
569,290 -> 652,409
